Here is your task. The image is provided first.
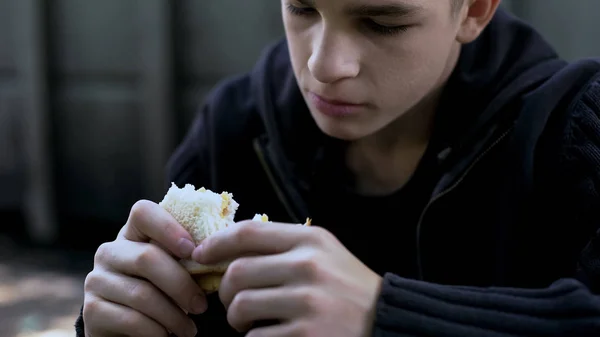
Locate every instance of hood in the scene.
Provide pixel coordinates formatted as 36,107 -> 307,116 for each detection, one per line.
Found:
431,9 -> 566,163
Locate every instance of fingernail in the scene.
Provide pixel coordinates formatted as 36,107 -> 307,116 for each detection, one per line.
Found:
178,238 -> 195,257
186,320 -> 198,337
190,294 -> 207,314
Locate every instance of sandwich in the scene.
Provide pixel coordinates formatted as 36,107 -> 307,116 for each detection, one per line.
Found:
159,183 -> 310,294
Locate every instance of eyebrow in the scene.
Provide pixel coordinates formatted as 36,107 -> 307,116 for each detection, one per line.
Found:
296,0 -> 424,18
347,3 -> 424,17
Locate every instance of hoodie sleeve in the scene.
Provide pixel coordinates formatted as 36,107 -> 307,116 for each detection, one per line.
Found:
372,79 -> 600,337
374,276 -> 599,337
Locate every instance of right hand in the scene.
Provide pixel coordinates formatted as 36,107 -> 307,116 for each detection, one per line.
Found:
83,200 -> 206,337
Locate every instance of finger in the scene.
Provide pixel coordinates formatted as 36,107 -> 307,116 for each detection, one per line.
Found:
85,270 -> 197,337
227,287 -> 314,332
194,220 -> 312,265
101,240 -> 207,314
149,239 -> 176,258
83,295 -> 168,337
120,200 -> 196,259
219,254 -> 295,309
246,321 -> 306,337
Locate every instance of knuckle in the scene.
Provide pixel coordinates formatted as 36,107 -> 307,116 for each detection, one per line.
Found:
127,280 -> 154,307
293,287 -> 321,312
293,255 -> 320,279
236,222 -> 261,241
310,226 -> 334,244
94,242 -> 113,265
130,200 -> 153,222
84,270 -> 102,293
221,259 -> 250,305
134,244 -> 161,271
82,296 -> 101,322
226,258 -> 248,281
229,290 -> 253,318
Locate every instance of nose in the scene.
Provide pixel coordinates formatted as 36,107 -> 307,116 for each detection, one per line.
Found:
308,29 -> 360,84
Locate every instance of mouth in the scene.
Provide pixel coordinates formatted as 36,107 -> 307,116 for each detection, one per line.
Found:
307,92 -> 367,117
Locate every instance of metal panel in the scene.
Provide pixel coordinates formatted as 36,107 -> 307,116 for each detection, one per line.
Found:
13,0 -> 57,244
179,0 -> 284,78
51,0 -> 139,76
0,92 -> 25,208
175,1 -> 285,136
0,0 -> 16,71
50,0 -> 144,226
138,0 -> 176,201
509,0 -> 600,61
54,86 -> 142,220
0,0 -> 20,210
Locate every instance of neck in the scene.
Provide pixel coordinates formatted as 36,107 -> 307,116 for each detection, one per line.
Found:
346,45 -> 461,196
345,89 -> 440,196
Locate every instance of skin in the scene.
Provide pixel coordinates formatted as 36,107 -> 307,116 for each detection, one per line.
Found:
285,0 -> 500,195
83,201 -> 203,337
82,1 -> 500,337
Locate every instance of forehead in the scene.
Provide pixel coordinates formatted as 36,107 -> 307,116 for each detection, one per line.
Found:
293,0 -> 443,15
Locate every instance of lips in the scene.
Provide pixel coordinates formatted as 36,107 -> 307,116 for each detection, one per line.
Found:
307,92 -> 366,117
313,93 -> 363,106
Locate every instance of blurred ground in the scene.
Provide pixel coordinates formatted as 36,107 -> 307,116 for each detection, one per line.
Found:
0,235 -> 94,337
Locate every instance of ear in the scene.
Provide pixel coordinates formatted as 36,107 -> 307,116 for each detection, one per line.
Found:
456,0 -> 502,44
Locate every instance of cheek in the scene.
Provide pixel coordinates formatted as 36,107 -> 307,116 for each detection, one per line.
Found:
284,27 -> 312,85
370,30 -> 456,109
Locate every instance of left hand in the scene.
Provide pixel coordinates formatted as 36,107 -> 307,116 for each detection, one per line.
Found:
191,220 -> 383,337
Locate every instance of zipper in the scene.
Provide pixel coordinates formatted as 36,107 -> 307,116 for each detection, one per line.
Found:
253,138 -> 302,224
415,126 -> 515,280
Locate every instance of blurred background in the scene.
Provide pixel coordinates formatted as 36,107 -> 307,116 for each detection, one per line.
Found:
0,1 -> 598,336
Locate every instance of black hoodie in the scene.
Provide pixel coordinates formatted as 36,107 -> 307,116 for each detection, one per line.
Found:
76,9 -> 600,337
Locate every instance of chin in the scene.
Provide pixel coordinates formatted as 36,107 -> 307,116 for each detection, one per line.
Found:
312,115 -> 371,141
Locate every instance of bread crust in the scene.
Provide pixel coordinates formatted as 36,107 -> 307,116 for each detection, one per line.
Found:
193,273 -> 224,294
180,259 -> 229,293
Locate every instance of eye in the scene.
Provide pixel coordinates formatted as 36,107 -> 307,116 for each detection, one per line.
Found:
286,4 -> 317,17
363,20 -> 410,36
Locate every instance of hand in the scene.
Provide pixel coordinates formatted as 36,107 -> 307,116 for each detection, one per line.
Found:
83,200 -> 206,337
192,220 -> 383,337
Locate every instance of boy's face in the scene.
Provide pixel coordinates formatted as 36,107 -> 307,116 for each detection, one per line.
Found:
282,0 -> 467,140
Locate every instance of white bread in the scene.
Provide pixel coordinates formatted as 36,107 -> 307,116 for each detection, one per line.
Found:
159,183 -> 239,244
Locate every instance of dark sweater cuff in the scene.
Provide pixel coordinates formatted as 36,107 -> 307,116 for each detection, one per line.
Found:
373,273 -> 600,337
75,305 -> 85,337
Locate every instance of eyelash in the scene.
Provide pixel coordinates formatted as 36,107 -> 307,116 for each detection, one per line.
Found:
286,4 -> 316,16
363,21 -> 410,36
285,4 -> 410,37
